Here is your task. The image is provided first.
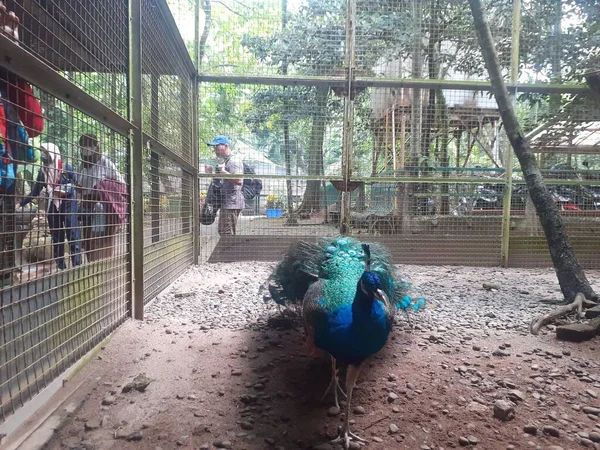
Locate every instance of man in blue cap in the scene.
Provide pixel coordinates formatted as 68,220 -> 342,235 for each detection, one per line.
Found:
207,135 -> 244,235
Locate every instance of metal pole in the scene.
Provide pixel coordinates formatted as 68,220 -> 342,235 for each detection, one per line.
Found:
500,0 -> 520,267
340,0 -> 356,235
181,80 -> 192,236
129,0 -> 145,319
194,0 -> 201,70
192,76 -> 200,264
150,74 -> 160,243
193,0 -> 201,263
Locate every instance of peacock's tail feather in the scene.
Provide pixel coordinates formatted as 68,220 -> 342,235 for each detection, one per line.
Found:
397,295 -> 426,311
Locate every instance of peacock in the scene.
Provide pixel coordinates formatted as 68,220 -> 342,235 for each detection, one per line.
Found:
267,236 -> 425,449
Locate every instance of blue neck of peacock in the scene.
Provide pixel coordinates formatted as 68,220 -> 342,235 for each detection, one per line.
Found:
351,279 -> 378,320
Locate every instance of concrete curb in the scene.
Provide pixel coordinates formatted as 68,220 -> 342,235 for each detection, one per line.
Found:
1,335 -> 113,450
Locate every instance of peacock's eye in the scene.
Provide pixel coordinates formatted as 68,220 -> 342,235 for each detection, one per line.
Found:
359,280 -> 369,294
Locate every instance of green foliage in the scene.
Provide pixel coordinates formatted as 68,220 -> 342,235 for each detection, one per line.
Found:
191,0 -> 599,182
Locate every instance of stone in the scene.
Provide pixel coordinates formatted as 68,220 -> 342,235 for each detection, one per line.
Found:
467,402 -> 488,414
580,438 -> 595,448
542,425 -> 560,437
587,389 -> 599,399
467,435 -> 479,445
493,400 -> 515,421
523,424 -> 537,436
126,431 -> 143,441
240,421 -> 253,431
458,436 -> 470,446
102,395 -> 116,406
327,406 -> 340,417
589,431 -> 600,443
122,373 -> 152,393
84,420 -> 100,431
556,324 -> 597,342
583,406 -> 600,415
483,283 -> 501,291
585,306 -> 600,319
507,390 -> 525,403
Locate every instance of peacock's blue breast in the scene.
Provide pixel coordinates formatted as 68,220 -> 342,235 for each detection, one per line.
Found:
314,301 -> 392,366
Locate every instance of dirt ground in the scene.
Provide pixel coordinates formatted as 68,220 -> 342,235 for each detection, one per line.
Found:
43,263 -> 600,450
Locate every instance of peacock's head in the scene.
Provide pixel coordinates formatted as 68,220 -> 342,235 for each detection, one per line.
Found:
359,271 -> 386,301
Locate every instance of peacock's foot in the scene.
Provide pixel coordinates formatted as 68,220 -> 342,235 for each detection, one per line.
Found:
330,426 -> 367,449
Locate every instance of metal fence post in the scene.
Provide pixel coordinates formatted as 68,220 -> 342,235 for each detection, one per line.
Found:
192,76 -> 200,264
340,0 -> 356,235
129,0 -> 145,319
500,0 -> 521,267
193,0 -> 201,263
150,75 -> 160,243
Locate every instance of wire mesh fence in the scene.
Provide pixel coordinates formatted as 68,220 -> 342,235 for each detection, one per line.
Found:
141,0 -> 196,303
143,155 -> 194,303
196,0 -> 599,268
354,0 -> 514,82
13,0 -> 129,117
0,84 -> 130,423
0,0 -> 197,429
142,0 -> 195,165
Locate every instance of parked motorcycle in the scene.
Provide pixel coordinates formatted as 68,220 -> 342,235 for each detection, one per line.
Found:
545,164 -> 598,211
452,182 -> 527,216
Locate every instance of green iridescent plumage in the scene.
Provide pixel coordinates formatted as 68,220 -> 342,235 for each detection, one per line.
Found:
268,236 -> 412,309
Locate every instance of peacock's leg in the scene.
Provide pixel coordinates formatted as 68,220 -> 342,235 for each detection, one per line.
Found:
320,356 -> 346,409
330,363 -> 367,449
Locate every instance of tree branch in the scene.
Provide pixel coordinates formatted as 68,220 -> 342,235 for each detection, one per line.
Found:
530,293 -> 584,335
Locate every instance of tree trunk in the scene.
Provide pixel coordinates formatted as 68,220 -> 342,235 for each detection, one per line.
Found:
281,0 -> 297,225
436,90 -> 450,214
297,86 -> 328,217
586,71 -> 600,106
197,0 -> 212,69
422,0 -> 440,160
410,0 -> 423,162
469,0 -> 597,303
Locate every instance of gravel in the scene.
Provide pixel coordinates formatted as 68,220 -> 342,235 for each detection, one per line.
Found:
145,263 -> 579,339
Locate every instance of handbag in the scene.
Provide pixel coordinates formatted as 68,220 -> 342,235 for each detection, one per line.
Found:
200,179 -> 222,225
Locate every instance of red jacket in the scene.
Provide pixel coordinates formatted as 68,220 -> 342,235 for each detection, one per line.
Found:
0,75 -> 44,141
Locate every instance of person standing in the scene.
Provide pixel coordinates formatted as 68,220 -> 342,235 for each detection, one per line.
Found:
18,143 -> 82,270
207,135 -> 244,235
76,133 -> 126,262
0,6 -> 45,287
